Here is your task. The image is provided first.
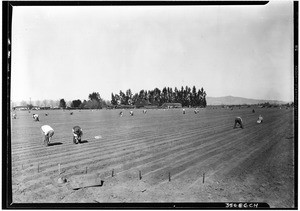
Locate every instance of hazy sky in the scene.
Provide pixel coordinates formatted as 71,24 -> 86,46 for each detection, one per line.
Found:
11,1 -> 294,103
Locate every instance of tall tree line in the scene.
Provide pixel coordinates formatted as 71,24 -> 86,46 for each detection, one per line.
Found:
13,87 -> 207,110
111,86 -> 207,107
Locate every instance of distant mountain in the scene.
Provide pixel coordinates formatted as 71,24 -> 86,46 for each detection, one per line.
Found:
206,96 -> 290,105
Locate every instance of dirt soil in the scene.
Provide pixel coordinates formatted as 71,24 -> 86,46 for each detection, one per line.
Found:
10,108 -> 295,208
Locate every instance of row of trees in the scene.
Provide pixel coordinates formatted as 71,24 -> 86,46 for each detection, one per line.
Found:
14,99 -> 60,108
13,92 -> 108,110
13,86 -> 207,109
111,86 -> 207,107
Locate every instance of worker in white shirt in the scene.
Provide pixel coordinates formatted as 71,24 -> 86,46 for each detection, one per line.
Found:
41,125 -> 54,146
33,114 -> 39,121
130,110 -> 134,116
257,115 -> 263,124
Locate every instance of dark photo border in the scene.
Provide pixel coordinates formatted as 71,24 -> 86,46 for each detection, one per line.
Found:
2,1 -> 297,209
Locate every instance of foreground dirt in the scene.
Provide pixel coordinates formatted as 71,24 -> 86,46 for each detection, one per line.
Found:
11,108 -> 295,208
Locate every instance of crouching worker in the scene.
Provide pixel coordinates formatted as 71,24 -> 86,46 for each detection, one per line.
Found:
257,115 -> 263,124
72,126 -> 83,144
41,125 -> 54,146
233,117 -> 244,129
33,114 -> 39,121
130,110 -> 134,116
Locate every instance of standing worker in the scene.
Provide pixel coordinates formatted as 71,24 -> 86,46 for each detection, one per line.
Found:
41,125 -> 54,146
183,108 -> 186,114
33,114 -> 39,121
130,110 -> 134,116
12,113 -> 17,119
72,126 -> 83,144
233,117 -> 244,129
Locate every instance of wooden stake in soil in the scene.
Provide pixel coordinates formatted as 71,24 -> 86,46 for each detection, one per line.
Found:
112,169 -> 114,177
86,166 -> 88,174
169,172 -> 171,182
203,173 -> 205,183
139,170 -> 142,180
38,163 -> 40,173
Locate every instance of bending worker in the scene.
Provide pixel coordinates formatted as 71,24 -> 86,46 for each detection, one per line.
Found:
41,125 -> 54,146
33,114 -> 39,121
257,115 -> 263,124
233,117 -> 244,129
72,126 -> 83,144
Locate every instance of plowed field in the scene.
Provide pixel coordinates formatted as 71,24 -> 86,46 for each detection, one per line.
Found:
11,108 -> 295,207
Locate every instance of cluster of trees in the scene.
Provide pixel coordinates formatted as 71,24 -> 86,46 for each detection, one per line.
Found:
60,92 -> 109,109
111,86 -> 207,107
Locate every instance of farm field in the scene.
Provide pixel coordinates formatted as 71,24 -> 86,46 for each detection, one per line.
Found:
10,107 -> 295,207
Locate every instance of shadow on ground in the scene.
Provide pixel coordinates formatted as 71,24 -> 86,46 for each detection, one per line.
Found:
48,142 -> 63,146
